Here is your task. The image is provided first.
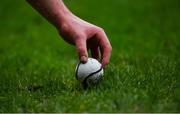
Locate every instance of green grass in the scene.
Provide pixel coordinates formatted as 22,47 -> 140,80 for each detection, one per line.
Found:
0,0 -> 180,112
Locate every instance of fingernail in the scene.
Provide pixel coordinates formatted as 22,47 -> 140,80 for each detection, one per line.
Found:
80,56 -> 87,63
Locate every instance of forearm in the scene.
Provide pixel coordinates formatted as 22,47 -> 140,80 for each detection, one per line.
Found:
26,0 -> 72,29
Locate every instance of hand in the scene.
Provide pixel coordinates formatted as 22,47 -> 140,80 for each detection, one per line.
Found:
58,15 -> 112,67
26,0 -> 112,67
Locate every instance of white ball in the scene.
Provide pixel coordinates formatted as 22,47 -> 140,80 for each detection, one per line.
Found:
75,58 -> 104,86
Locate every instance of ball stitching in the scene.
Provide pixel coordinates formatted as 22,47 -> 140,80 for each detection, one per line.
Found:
82,67 -> 103,87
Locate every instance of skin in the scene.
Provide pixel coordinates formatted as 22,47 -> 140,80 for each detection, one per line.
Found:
26,0 -> 112,68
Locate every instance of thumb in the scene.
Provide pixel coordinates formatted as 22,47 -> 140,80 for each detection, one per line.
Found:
75,38 -> 88,63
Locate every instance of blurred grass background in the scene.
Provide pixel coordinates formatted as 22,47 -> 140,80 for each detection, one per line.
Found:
0,0 -> 180,112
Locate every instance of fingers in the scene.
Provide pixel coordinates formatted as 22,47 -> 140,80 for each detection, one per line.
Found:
101,45 -> 112,67
91,46 -> 100,60
96,29 -> 112,68
75,38 -> 88,63
74,28 -> 112,67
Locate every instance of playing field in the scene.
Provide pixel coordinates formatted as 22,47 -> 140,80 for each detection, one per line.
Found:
0,0 -> 180,112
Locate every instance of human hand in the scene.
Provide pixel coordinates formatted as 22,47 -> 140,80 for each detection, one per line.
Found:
26,0 -> 112,68
58,15 -> 112,68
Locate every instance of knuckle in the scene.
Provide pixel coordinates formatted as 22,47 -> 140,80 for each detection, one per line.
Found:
78,33 -> 86,39
77,46 -> 85,53
75,33 -> 86,41
60,23 -> 69,33
75,36 -> 86,44
97,27 -> 105,34
105,45 -> 112,52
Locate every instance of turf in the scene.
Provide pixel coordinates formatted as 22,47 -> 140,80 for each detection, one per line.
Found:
0,0 -> 180,112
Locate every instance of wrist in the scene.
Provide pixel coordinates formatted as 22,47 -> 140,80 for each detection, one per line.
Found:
56,11 -> 74,31
54,1 -> 74,30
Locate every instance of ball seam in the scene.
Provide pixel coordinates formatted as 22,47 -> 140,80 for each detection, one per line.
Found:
83,67 -> 103,87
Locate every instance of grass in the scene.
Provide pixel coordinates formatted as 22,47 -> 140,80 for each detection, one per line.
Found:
0,0 -> 180,112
